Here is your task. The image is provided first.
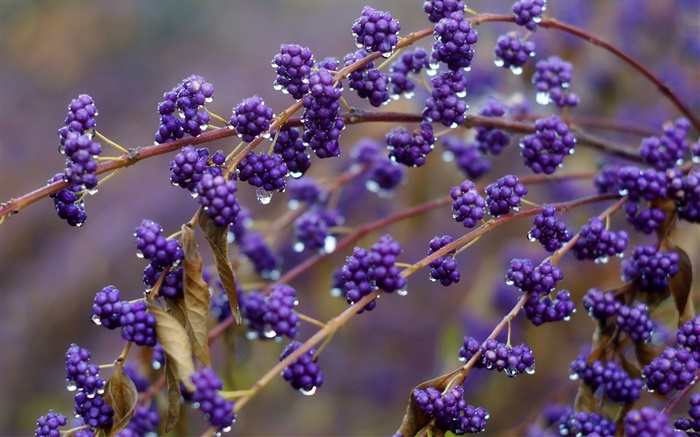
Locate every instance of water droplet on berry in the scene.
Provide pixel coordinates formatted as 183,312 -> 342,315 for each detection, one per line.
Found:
536,92 -> 550,105
58,144 -> 66,154
365,180 -> 380,193
526,364 -> 536,374
323,236 -> 337,253
510,66 -> 523,76
505,278 -> 514,286
256,187 -> 273,204
261,131 -> 271,139
494,58 -> 505,68
442,151 -> 455,162
693,156 -> 700,164
245,331 -> 258,340
428,275 -> 437,283
397,289 -> 408,296
300,386 -> 317,396
404,91 -> 415,100
273,83 -> 283,91
151,359 -> 162,371
594,256 -> 609,265
226,231 -> 235,244
458,356 -> 466,362
86,391 -> 96,399
222,425 -> 233,433
294,242 -> 305,253
568,371 -> 579,381
527,231 -> 537,242
75,221 -> 85,228
429,61 -> 441,71
330,287 -> 342,298
289,170 -> 303,179
263,328 -> 277,339
66,380 -> 77,391
455,90 -> 467,98
136,250 -> 144,259
87,187 -> 98,195
91,314 -> 102,325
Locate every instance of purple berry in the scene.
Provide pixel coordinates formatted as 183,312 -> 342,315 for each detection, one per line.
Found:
294,208 -> 342,252
368,234 -> 406,293
520,116 -> 577,174
450,180 -> 486,228
287,177 -> 326,206
572,217 -> 628,263
302,69 -> 344,158
124,404 -> 160,436
389,48 -> 430,97
440,136 -> 491,179
230,95 -> 274,143
485,174 -> 528,217
423,0 -> 466,23
351,6 -> 400,56
367,157 -> 405,193
621,245 -> 679,292
341,248 -> 377,312
481,339 -> 535,377
458,336 -> 485,366
236,151 -> 288,193
428,235 -> 460,286
678,316 -> 700,353
197,173 -> 241,227
625,407 -> 677,437
240,290 -> 267,338
639,118 -> 690,171
558,411 -> 617,436
528,205 -> 572,252
35,411 -> 67,437
532,56 -> 579,107
169,145 -> 210,192
413,385 -> 489,433
494,31 -> 536,74
423,70 -> 468,128
91,286 -> 125,329
349,68 -> 390,107
74,392 -> 114,430
280,341 -> 324,393
119,301 -> 157,347
272,44 -> 315,100
624,202 -> 666,235
272,127 -> 311,178
155,75 -> 213,143
430,11 -> 478,71
512,0 -> 547,31
594,164 -> 621,194
674,393 -> 700,435
48,173 -> 88,227
475,97 -> 511,155
386,122 -> 435,167
616,166 -> 668,201
65,344 -> 105,397
642,347 -> 699,394
190,367 -> 236,430
582,288 -> 621,321
616,303 -> 656,343
240,231 -> 279,278
505,259 -> 563,294
523,290 -> 575,326
61,94 -> 98,135
262,284 -> 299,339
62,132 -> 101,190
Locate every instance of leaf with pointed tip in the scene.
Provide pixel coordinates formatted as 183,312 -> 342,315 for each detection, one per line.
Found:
633,341 -> 658,367
104,365 -> 138,437
666,242 -> 694,325
198,213 -> 241,324
574,383 -> 596,413
149,304 -> 195,392
164,361 -> 182,432
181,225 -> 212,367
395,371 -> 458,437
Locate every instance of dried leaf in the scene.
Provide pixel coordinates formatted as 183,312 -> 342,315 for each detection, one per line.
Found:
164,361 -> 182,432
169,299 -> 187,328
633,341 -> 658,367
666,242 -> 695,325
395,371 -> 457,437
104,364 -> 138,437
149,304 -> 195,392
573,383 -> 596,413
617,354 -> 641,379
198,213 -> 241,324
181,225 -> 212,367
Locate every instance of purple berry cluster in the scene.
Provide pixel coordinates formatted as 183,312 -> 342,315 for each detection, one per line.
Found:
134,219 -> 184,269
582,288 -> 621,321
427,235 -> 460,286
389,48 -> 430,97
350,68 -> 391,107
280,341 -> 324,393
423,71 -> 468,128
624,202 -> 666,235
624,407 -> 677,437
570,356 -> 644,403
74,391 -> 114,430
475,97 -> 510,155
367,155 -> 405,194
118,301 -> 157,347
523,290 -> 575,326
122,403 -> 160,436
440,136 -> 491,180
169,145 -> 224,193
494,32 -> 536,74
351,6 -> 400,57
480,339 -> 536,377
272,44 -> 315,100
237,151 -> 288,193
639,117 -> 690,171
485,174 -> 528,217
91,285 -> 125,329
674,393 -> 700,436
35,410 -> 67,437
505,259 -> 563,295
594,163 -> 621,194
59,94 -> 98,138
240,231 -> 279,278
519,116 -> 577,174
621,245 -> 679,292
144,263 -> 183,299
262,284 -> 300,339
616,166 -> 668,201
286,177 -> 326,206
642,346 -> 699,394
458,336 -> 485,366
558,411 -> 617,436
678,316 -> 700,353
616,303 -> 656,343
65,344 -> 105,397
413,385 -> 489,434
302,69 -> 344,158
48,173 -> 88,227
272,127 -> 311,178
528,205 -> 572,252
239,290 -> 267,338
190,367 -> 236,431
532,56 -> 579,107
155,75 -> 213,143
230,95 -> 274,143
512,0 -> 547,31
423,0 -> 465,23
670,168 -> 700,223
386,122 -> 435,167
294,208 -> 342,253
61,132 -> 101,190
450,180 -> 486,228
197,173 -> 241,227
572,217 -> 628,263
430,11 -> 478,71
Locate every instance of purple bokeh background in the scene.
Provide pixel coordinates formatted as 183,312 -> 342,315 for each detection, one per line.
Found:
1,1 -> 698,435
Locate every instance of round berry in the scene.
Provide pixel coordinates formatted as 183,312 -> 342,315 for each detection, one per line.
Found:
558,411 -> 617,436
475,97 -> 510,155
190,367 -> 236,431
624,202 -> 666,235
74,392 -> 114,430
35,410 -> 67,437
678,316 -> 700,353
351,6 -> 400,56
616,303 -> 656,343
642,347 -> 699,395
625,407 -> 677,437
572,217 -> 628,263
528,205 -> 572,252
512,0 -> 547,31
368,234 -> 406,294
616,166 -> 668,201
366,157 -> 405,194
169,145 -> 210,192
423,70 -> 468,128
582,288 -> 621,321
119,301 -> 157,347
91,286 -> 125,329
48,173 -> 88,227
280,341 -> 324,393
505,258 -> 562,294
639,117 -> 690,171
386,122 -> 435,167
423,0 -> 466,23
440,136 -> 491,180
272,44 -> 315,100
197,174 -> 241,227
621,245 -> 679,292
532,55 -> 579,107
523,290 -> 575,326
389,48 -> 430,98
450,180 -> 486,228
485,174 -> 528,216
413,385 -> 489,434
519,116 -> 577,174
237,151 -> 288,193
239,231 -> 279,278
263,284 -> 299,339
230,95 -> 274,142
494,31 -> 535,74
272,127 -> 311,178
302,69 -> 344,159
428,235 -> 460,286
430,11 -> 478,71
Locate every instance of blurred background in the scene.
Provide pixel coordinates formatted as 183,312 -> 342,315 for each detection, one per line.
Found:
1,0 -> 699,435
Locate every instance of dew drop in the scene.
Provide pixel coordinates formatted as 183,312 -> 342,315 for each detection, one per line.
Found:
458,356 -> 466,362
527,231 -> 537,242
261,131 -> 271,139
226,231 -> 235,244
222,425 -> 233,433
263,328 -> 277,339
323,236 -> 337,253
692,156 -> 700,164
397,289 -> 408,296
90,314 -> 102,326
536,92 -> 550,105
594,256 -> 609,265
294,242 -> 305,253
563,315 -> 571,321
442,151 -> 455,162
404,91 -> 415,100
456,90 -> 467,98
87,188 -> 98,195
428,61 -> 441,71
505,279 -> 514,286
365,180 -> 380,193
66,380 -> 77,391
273,83 -> 283,91
494,58 -> 505,68
58,144 -> 66,154
289,170 -> 303,179
245,331 -> 259,341
330,287 -> 342,298
568,371 -> 579,381
300,386 -> 317,396
256,187 -> 273,204
151,360 -> 162,371
510,66 -> 523,76
136,250 -> 144,259
526,364 -> 536,374
86,391 -> 96,399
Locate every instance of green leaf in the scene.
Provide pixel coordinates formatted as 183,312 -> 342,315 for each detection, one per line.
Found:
198,213 -> 241,324
150,304 -> 195,392
181,225 -> 212,367
104,364 -> 138,437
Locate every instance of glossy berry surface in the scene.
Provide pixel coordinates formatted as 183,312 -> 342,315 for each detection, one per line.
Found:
572,217 -> 628,262
272,127 -> 311,178
230,95 -> 274,142
485,174 -> 527,217
61,132 -> 101,190
674,393 -> 700,436
239,290 -> 267,338
65,344 -> 105,397
351,6 -> 400,56
532,56 -> 579,107
169,145 -> 210,192
512,0 -> 546,31
386,122 -> 435,167
639,117 -> 690,171
134,219 -> 183,270
494,31 -> 535,74
582,288 -> 621,321
519,116 -> 577,174
349,68 -> 390,107
677,316 -> 700,353
480,339 -> 535,377
389,48 -> 429,97
624,407 -> 676,437
616,303 -> 656,343
119,301 -> 157,347
263,284 -> 299,339
475,97 -> 510,155
35,410 -> 67,437
428,235 -> 460,286
558,411 -> 616,437
594,164 -> 621,194
197,174 -> 241,227
642,347 -> 699,395
424,71 -> 468,128
505,259 -> 563,295
616,166 -> 668,201
368,234 -> 406,293
61,94 -> 98,135
624,203 -> 666,235
155,75 -> 213,143
458,336 -> 485,366
440,136 -> 491,180
190,367 -> 236,430
272,44 -> 315,100
286,177 -> 325,206
74,392 -> 114,429
621,245 -> 679,292
523,290 -> 575,326
431,11 -> 478,71
528,205 -> 572,252
423,0 -> 465,23
302,69 -> 344,158
413,385 -> 489,434
123,404 -> 160,436
91,285 -> 125,329
237,151 -> 288,193
450,180 -> 486,228
280,341 -> 324,393
341,247 -> 377,312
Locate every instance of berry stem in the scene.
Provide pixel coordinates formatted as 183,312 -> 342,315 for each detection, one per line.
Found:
206,110 -> 229,127
95,131 -> 128,154
60,424 -> 90,436
219,389 -> 253,400
296,312 -> 327,329
661,368 -> 700,416
312,329 -> 335,361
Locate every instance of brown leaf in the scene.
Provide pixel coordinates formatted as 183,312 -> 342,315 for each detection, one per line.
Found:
103,364 -> 138,437
633,341 -> 658,367
573,383 -> 596,414
164,360 -> 182,433
617,353 -> 641,379
395,371 -> 458,437
181,225 -> 212,368
666,242 -> 695,325
149,304 -> 195,392
198,213 -> 241,324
